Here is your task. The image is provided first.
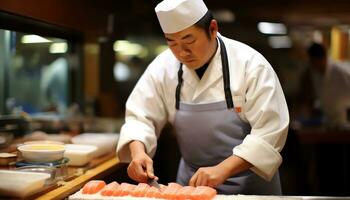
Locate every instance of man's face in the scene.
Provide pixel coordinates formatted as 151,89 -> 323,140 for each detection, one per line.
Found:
164,20 -> 218,69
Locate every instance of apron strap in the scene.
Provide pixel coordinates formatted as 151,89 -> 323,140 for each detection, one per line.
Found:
176,63 -> 183,109
218,37 -> 234,110
175,37 -> 234,110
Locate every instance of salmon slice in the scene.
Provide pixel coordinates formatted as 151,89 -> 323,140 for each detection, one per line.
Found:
100,181 -> 119,196
131,183 -> 150,197
114,183 -> 136,196
176,186 -> 195,200
162,182 -> 183,199
145,185 -> 164,198
192,186 -> 217,200
82,180 -> 106,194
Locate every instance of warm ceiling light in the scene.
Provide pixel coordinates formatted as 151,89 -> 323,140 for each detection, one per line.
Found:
113,40 -> 144,56
258,22 -> 287,35
21,34 -> 51,43
49,42 -> 68,54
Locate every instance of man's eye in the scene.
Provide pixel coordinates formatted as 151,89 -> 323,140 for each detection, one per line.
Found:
167,41 -> 177,46
186,40 -> 195,45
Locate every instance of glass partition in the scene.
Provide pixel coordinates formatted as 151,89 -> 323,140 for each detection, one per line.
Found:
0,12 -> 82,116
0,31 -> 70,115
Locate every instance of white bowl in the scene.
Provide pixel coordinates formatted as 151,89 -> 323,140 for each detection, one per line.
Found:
18,143 -> 65,163
64,144 -> 97,166
0,170 -> 50,197
71,133 -> 118,157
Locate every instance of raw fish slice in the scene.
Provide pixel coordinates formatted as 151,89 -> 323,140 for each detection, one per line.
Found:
162,182 -> 183,199
100,181 -> 119,196
82,180 -> 106,194
131,183 -> 150,197
114,182 -> 136,196
145,186 -> 163,198
176,186 -> 195,200
192,186 -> 217,200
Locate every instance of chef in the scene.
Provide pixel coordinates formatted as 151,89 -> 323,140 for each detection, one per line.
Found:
116,0 -> 289,195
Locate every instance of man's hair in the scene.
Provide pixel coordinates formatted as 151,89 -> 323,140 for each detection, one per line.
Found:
194,10 -> 214,39
307,43 -> 326,59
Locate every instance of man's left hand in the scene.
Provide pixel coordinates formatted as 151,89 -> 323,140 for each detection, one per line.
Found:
189,165 -> 230,187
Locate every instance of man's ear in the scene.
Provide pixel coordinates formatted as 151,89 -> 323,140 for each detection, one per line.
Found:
210,19 -> 218,37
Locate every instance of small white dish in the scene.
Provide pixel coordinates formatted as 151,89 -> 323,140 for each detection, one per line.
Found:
0,170 -> 50,198
64,144 -> 97,166
18,143 -> 65,163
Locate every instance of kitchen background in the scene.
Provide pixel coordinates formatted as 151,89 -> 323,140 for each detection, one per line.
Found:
0,0 -> 349,196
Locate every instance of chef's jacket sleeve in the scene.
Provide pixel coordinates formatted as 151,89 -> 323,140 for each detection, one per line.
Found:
116,58 -> 168,163
233,53 -> 289,181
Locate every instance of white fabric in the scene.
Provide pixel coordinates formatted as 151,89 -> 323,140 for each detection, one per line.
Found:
116,35 -> 289,181
155,0 -> 208,33
321,60 -> 350,127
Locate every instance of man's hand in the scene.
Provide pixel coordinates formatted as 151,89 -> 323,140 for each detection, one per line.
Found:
189,165 -> 230,187
127,141 -> 157,183
189,155 -> 252,187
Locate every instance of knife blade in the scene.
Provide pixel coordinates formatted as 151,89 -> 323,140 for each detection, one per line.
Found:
147,178 -> 161,190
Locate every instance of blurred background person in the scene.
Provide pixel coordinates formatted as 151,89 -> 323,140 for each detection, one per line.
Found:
295,42 -> 350,129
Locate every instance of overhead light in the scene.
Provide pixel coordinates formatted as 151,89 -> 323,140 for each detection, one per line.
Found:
258,22 -> 287,35
21,34 -> 51,43
268,36 -> 292,49
213,9 -> 235,23
49,42 -> 68,54
113,40 -> 144,56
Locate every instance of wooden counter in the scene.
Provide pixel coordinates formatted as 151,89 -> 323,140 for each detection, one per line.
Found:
0,154 -> 121,200
35,157 -> 120,200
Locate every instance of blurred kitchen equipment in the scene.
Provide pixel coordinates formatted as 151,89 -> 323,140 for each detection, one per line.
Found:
29,113 -> 67,134
71,133 -> 119,157
0,115 -> 29,136
0,132 -> 14,149
0,152 -> 17,165
23,131 -> 72,143
0,170 -> 50,198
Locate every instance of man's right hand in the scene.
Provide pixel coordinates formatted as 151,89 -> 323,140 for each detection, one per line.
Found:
127,140 -> 157,183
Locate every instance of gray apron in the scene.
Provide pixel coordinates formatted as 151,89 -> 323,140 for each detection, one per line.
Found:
173,37 -> 282,195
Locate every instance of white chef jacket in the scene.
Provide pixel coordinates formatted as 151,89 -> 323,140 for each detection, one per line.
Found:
116,34 -> 289,181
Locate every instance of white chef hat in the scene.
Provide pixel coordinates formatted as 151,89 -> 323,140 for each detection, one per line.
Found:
155,0 -> 208,34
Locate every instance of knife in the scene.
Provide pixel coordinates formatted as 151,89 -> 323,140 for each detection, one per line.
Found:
147,177 -> 161,190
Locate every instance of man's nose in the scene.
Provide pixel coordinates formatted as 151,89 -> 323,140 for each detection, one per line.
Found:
179,45 -> 190,57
